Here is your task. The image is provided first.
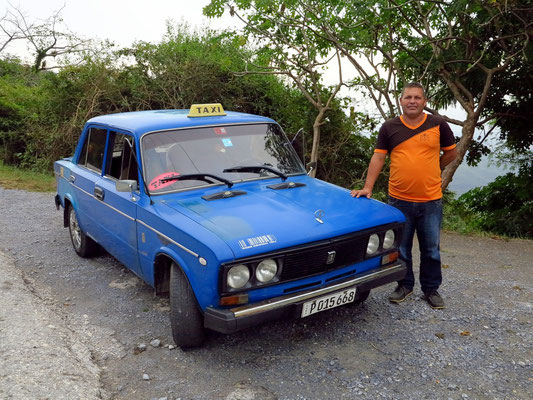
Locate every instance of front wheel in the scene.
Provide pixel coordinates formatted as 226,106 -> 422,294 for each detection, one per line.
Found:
67,204 -> 97,258
353,288 -> 370,305
169,262 -> 205,348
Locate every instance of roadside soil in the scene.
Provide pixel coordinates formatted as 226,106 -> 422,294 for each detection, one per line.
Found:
0,188 -> 532,400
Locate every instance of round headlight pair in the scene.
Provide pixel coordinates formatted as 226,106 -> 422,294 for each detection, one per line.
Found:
227,258 -> 278,289
366,229 -> 395,255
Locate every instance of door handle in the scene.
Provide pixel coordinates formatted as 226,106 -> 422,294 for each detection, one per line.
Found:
94,186 -> 104,201
68,174 -> 76,183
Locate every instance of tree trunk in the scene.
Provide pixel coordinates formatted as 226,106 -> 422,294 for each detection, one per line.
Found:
309,109 -> 326,178
441,117 -> 477,190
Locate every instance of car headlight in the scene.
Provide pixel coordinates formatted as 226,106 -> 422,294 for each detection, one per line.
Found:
366,234 -> 380,255
256,259 -> 278,283
227,264 -> 250,289
383,229 -> 395,249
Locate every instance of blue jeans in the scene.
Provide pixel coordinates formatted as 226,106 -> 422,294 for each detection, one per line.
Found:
388,196 -> 443,293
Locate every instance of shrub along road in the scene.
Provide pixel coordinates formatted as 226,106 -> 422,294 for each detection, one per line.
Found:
0,187 -> 532,400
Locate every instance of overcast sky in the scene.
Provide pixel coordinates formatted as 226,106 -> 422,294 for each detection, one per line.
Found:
1,0 -> 232,54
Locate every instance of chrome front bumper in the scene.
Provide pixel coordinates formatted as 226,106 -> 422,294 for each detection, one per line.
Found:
204,261 -> 406,333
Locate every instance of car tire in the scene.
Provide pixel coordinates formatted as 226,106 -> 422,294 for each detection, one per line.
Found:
169,262 -> 205,348
353,288 -> 370,305
68,204 -> 97,258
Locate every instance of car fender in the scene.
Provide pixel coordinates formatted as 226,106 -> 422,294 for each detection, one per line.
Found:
150,244 -> 222,310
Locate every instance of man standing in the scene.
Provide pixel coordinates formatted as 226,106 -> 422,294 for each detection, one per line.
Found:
351,82 -> 457,309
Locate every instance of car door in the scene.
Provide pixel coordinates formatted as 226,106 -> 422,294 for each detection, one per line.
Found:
95,130 -> 142,276
72,126 -> 108,244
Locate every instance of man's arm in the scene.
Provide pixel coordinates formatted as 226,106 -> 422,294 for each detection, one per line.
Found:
350,152 -> 387,198
440,147 -> 458,170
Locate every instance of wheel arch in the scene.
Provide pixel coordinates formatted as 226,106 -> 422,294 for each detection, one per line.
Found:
153,252 -> 190,297
62,194 -> 76,228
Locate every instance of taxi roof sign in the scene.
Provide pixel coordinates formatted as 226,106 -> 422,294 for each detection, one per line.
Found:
188,103 -> 226,118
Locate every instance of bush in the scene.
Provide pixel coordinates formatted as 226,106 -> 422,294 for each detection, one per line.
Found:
447,166 -> 533,238
0,26 -> 377,189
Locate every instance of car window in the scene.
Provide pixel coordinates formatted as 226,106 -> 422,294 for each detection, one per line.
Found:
78,127 -> 108,173
106,131 -> 138,181
141,123 -> 305,193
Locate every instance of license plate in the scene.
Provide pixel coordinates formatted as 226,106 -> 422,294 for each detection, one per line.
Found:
301,288 -> 356,318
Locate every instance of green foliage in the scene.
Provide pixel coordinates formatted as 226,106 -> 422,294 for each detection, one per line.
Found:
446,166 -> 533,238
317,105 -> 386,192
0,24 -> 375,190
207,0 -> 533,181
0,59 -> 45,166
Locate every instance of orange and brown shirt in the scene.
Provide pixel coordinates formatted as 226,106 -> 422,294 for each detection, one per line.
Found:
375,113 -> 456,202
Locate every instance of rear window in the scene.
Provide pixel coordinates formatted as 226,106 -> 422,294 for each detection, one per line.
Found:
78,128 -> 107,173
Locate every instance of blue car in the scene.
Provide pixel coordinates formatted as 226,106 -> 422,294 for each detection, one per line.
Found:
54,104 -> 406,348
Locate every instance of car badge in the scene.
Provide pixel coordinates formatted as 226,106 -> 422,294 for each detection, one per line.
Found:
326,250 -> 336,264
314,209 -> 324,224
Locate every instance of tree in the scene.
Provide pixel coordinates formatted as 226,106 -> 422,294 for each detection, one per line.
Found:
206,0 -> 533,188
205,1 -> 345,176
0,4 -> 91,71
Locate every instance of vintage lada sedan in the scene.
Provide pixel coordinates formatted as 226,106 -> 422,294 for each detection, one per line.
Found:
54,104 -> 406,348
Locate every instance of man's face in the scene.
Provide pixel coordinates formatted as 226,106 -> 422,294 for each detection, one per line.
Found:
400,87 -> 426,119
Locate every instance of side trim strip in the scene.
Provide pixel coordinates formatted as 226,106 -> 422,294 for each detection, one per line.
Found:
72,183 -> 92,198
230,263 -> 404,318
71,180 -> 200,259
137,219 -> 199,258
99,197 -> 135,221
72,183 -> 135,221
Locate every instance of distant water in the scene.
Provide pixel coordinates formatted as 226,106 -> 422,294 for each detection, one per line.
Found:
447,157 -> 508,197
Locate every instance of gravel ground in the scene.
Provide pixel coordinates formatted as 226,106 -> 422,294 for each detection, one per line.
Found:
0,187 -> 532,400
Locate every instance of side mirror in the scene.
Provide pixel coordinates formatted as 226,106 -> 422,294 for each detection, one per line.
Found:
116,180 -> 138,192
306,161 -> 317,176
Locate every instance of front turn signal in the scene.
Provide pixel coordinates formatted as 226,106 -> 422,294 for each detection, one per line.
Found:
220,293 -> 249,306
381,251 -> 399,265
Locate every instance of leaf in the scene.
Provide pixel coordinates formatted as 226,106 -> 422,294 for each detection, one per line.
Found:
460,331 -> 471,336
435,333 -> 445,339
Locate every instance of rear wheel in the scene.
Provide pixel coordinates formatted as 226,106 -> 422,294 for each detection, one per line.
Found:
169,262 -> 205,348
353,288 -> 370,305
67,204 -> 97,257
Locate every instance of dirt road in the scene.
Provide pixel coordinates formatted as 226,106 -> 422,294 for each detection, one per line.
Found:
1,188 -> 532,400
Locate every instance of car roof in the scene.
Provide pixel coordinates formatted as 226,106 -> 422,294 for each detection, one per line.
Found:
86,109 -> 276,138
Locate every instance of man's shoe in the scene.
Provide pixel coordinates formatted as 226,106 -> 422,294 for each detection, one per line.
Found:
424,290 -> 445,309
388,285 -> 413,303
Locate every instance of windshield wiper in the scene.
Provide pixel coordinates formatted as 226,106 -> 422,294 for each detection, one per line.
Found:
223,165 -> 287,181
159,173 -> 233,188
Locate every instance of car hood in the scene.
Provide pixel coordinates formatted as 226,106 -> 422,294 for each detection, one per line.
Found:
160,176 -> 404,259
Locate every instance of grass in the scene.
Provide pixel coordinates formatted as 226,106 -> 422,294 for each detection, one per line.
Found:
0,162 -> 56,192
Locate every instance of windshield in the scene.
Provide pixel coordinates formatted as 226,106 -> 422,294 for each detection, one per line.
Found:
141,123 -> 305,193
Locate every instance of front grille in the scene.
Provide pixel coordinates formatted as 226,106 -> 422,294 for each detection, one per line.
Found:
281,244 -> 330,280
331,236 -> 368,268
280,235 -> 367,281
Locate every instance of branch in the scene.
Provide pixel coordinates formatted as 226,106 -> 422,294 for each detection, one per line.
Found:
424,106 -> 465,126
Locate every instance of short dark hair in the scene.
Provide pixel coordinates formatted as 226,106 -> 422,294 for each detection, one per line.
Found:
401,82 -> 426,99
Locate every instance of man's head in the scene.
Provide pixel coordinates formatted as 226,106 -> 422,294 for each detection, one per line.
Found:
400,82 -> 427,120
